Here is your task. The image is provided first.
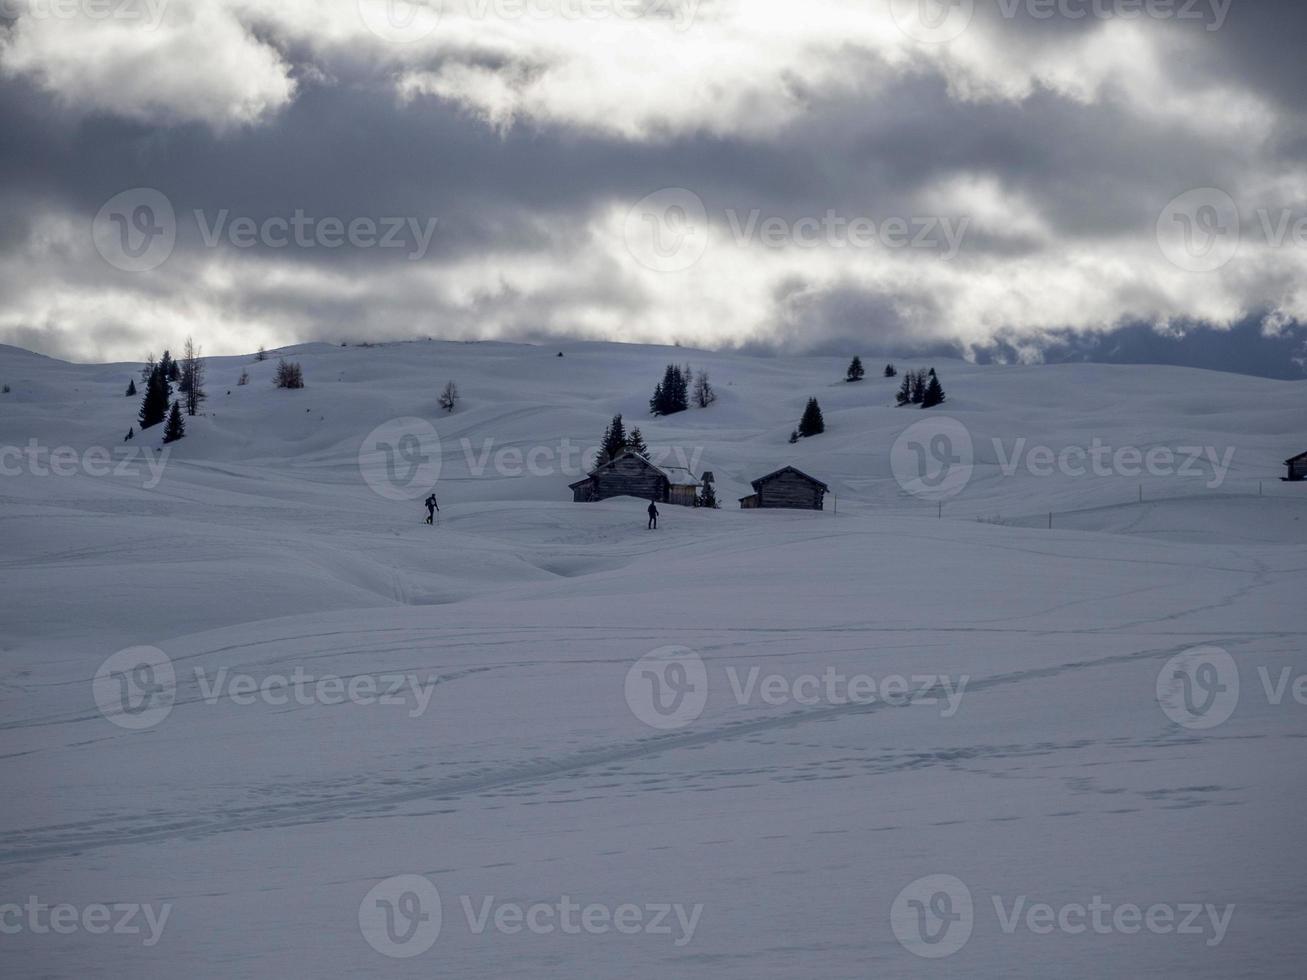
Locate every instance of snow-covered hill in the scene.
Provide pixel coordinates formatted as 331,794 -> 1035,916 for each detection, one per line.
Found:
1,340 -> 1304,978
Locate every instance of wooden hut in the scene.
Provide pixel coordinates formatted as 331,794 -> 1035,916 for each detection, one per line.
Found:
739,466 -> 828,510
569,451 -> 702,506
1285,451 -> 1307,482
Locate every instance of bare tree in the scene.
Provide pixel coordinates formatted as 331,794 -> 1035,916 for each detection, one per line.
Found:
180,336 -> 207,416
693,370 -> 716,408
438,380 -> 459,413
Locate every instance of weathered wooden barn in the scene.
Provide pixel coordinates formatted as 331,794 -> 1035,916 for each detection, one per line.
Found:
739,466 -> 828,510
570,451 -> 702,506
1286,451 -> 1307,482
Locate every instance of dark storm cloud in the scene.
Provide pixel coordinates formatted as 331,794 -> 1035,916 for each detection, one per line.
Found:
0,0 -> 1303,374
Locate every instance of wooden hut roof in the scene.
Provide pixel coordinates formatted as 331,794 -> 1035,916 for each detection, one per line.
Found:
749,466 -> 829,492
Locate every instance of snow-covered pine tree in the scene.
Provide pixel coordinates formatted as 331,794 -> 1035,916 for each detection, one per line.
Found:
921,369 -> 946,408
162,400 -> 186,443
126,378 -> 136,397
627,425 -> 648,457
884,363 -> 897,378
595,414 -> 628,466
846,356 -> 865,382
798,397 -> 825,437
896,372 -> 912,406
137,364 -> 170,429
910,371 -> 927,404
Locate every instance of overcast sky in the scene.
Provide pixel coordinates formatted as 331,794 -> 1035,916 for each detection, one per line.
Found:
1,0 -> 1305,371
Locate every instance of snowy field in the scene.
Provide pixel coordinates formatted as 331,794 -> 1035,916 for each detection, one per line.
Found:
1,339 -> 1305,978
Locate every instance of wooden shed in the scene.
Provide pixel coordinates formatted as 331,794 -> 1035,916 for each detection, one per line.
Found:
739,466 -> 829,510
1286,451 -> 1307,482
569,451 -> 702,506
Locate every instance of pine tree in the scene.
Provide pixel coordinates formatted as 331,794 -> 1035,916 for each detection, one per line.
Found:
126,378 -> 136,397
884,363 -> 897,378
137,364 -> 170,429
181,337 -> 206,416
846,356 -> 865,382
910,371 -> 927,405
896,372 -> 913,406
626,426 -> 648,457
159,350 -> 176,384
798,397 -> 825,437
140,353 -> 156,383
650,364 -> 689,415
162,400 -> 185,443
921,369 -> 946,408
596,413 -> 629,466
699,481 -> 719,509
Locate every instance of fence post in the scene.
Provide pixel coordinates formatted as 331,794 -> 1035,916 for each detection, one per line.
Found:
1048,511 -> 1052,530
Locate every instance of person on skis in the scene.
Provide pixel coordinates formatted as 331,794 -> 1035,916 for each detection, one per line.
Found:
647,498 -> 659,530
424,493 -> 439,525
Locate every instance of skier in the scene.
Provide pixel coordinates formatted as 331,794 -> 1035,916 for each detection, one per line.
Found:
424,493 -> 439,525
647,498 -> 659,530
